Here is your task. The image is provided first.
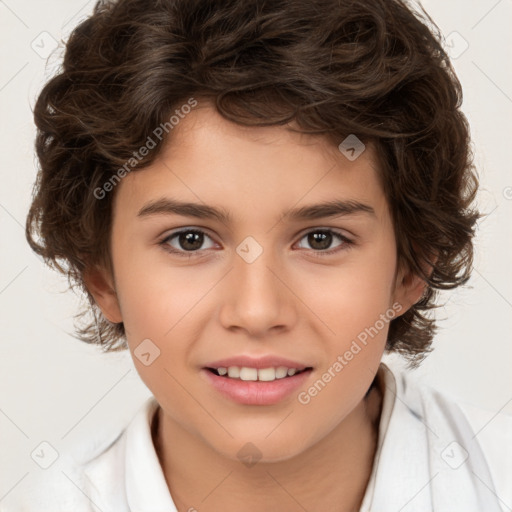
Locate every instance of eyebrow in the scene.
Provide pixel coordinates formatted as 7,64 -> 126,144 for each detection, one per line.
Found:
137,198 -> 375,223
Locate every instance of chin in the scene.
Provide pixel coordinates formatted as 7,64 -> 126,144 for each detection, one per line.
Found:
213,435 -> 310,466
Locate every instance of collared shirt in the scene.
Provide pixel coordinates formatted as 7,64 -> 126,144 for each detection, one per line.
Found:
2,362 -> 511,511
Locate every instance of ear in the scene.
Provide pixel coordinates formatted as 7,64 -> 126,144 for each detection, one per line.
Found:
392,264 -> 427,315
83,265 -> 123,324
392,244 -> 438,314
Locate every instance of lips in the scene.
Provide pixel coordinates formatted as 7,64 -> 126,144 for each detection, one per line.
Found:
200,366 -> 314,405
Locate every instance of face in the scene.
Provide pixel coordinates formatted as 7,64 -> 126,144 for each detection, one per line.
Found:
87,102 -> 422,463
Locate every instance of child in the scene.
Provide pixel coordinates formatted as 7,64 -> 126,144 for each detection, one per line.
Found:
7,0 -> 511,510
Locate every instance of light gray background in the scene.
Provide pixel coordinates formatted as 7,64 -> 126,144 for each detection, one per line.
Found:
1,0 -> 511,503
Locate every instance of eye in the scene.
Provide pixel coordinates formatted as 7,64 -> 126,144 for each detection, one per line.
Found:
159,227 -> 353,259
160,228 -> 217,257
295,229 -> 352,255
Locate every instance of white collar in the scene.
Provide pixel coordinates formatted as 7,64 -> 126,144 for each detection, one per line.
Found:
124,397 -> 177,511
361,362 -> 504,511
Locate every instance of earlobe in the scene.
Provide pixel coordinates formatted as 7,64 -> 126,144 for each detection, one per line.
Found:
83,265 -> 123,324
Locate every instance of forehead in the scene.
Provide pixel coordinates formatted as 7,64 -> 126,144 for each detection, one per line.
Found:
160,102 -> 375,168
112,102 -> 386,220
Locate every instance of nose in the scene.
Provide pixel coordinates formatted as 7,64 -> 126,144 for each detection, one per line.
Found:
218,240 -> 298,338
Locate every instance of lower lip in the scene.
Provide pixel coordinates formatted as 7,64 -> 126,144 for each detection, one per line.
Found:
200,368 -> 313,405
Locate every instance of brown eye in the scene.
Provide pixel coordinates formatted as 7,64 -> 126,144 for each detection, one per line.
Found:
161,229 -> 216,255
176,231 -> 204,251
307,231 -> 333,250
296,229 -> 352,254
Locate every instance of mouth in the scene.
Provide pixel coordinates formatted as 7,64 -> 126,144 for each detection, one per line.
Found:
200,366 -> 315,405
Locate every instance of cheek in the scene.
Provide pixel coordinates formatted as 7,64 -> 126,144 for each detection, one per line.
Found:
112,240 -> 211,339
301,254 -> 396,341
113,260 -> 207,403
296,266 -> 393,417
112,249 -> 221,387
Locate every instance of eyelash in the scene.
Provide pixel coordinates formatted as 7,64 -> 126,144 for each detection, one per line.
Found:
158,228 -> 354,259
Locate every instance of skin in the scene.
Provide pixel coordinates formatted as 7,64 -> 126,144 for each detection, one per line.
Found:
85,101 -> 425,512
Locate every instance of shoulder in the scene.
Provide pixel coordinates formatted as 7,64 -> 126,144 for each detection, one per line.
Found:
401,369 -> 512,453
0,399 -> 154,512
455,395 -> 512,507
393,364 -> 512,508
0,433 -> 123,512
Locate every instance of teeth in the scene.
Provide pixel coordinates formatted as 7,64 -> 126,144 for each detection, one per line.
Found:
227,366 -> 240,378
214,366 -> 305,381
240,367 -> 258,381
276,367 -> 289,379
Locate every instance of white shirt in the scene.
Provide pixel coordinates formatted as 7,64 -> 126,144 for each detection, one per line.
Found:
2,362 -> 511,511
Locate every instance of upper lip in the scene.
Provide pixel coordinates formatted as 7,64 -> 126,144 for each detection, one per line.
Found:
203,355 -> 313,371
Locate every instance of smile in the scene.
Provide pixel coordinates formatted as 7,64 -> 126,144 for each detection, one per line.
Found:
201,367 -> 314,405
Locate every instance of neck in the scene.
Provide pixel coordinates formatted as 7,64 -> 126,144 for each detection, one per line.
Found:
152,375 -> 383,512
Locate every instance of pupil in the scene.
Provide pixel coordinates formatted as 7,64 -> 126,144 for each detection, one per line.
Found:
309,231 -> 331,250
180,231 -> 203,251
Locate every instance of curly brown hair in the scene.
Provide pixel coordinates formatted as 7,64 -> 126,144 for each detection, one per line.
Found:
26,0 -> 479,367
